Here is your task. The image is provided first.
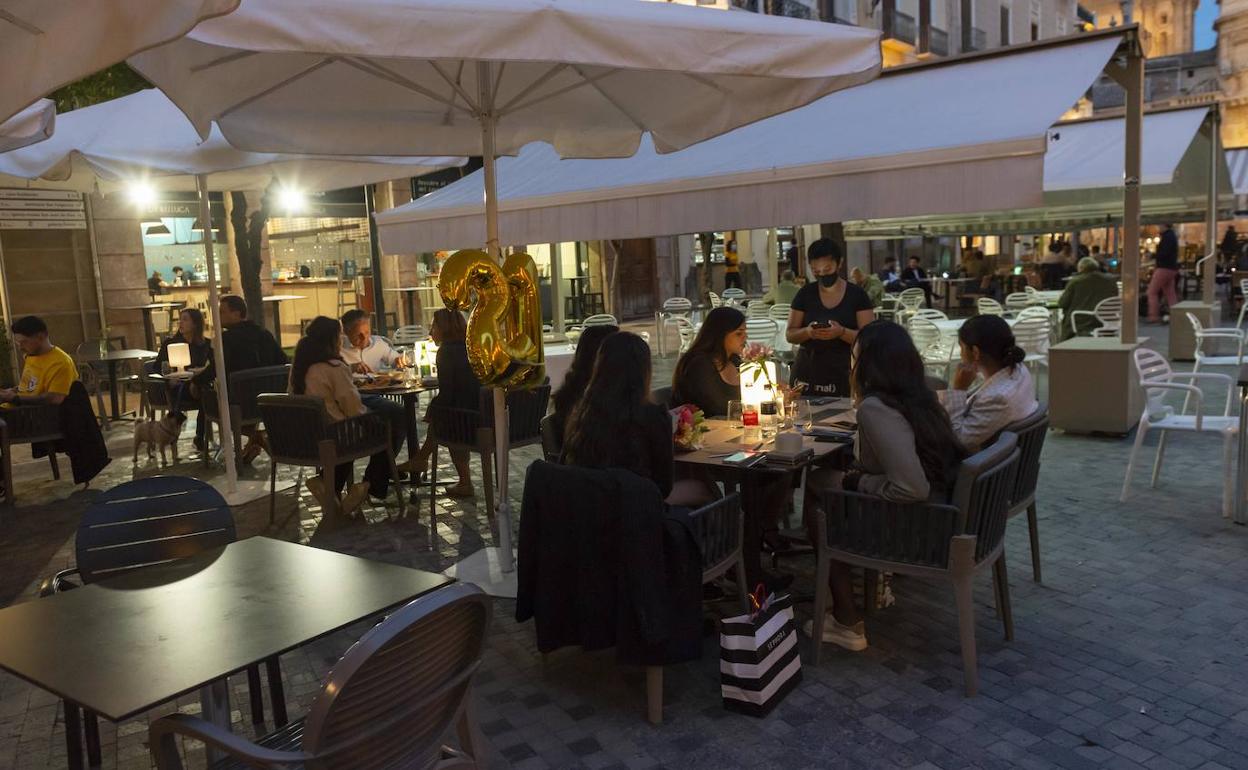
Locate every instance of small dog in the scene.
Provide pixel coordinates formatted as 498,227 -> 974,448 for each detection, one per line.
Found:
133,412 -> 188,466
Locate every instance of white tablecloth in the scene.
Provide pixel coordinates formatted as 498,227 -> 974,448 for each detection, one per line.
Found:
544,342 -> 576,388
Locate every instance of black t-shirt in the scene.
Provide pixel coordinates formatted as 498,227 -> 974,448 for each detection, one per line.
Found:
790,280 -> 873,396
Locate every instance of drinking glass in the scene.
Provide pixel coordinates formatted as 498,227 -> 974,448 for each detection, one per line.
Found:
797,399 -> 816,432
726,399 -> 742,426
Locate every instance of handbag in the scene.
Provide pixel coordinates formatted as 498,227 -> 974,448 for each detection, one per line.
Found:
719,585 -> 802,717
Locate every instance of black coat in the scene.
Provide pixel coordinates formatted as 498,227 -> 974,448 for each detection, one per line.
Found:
516,461 -> 703,665
32,381 -> 110,485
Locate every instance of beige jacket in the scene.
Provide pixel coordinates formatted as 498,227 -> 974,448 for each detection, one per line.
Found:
939,365 -> 1037,451
297,359 -> 364,422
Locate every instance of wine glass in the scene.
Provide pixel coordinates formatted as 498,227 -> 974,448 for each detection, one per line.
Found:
727,399 -> 742,427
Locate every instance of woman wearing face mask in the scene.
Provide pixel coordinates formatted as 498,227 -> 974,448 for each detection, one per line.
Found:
785,238 -> 875,397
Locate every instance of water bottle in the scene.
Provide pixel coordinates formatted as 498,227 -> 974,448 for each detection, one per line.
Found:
760,399 -> 778,440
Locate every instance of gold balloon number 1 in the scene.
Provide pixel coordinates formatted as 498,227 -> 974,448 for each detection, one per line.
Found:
438,250 -> 545,390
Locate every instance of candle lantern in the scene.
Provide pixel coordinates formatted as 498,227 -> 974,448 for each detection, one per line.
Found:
167,342 -> 191,373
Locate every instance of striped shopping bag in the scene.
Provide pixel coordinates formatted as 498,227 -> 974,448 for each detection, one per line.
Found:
720,590 -> 802,717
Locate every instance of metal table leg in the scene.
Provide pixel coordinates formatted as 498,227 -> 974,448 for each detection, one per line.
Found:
199,678 -> 231,766
63,701 -> 84,770
107,361 -> 121,422
1236,382 -> 1248,524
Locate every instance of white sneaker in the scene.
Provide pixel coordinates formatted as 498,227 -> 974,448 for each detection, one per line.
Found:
803,614 -> 868,652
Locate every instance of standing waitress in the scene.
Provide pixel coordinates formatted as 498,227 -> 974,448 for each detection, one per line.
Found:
786,239 -> 875,397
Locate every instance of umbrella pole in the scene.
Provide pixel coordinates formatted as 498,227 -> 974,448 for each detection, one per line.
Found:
197,174 -> 238,494
478,61 -> 515,575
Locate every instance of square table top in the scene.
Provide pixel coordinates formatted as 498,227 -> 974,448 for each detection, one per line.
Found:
0,537 -> 451,721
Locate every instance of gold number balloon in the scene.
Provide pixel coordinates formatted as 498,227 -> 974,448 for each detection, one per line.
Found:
438,249 -> 545,390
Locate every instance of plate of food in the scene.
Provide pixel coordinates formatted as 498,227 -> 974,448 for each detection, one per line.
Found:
355,372 -> 403,390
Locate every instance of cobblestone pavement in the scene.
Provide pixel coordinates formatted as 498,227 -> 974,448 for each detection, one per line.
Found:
2,321 -> 1248,769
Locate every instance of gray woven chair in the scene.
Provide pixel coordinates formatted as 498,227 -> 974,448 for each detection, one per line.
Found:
999,407 -> 1049,583
258,394 -> 405,524
0,402 -> 61,508
539,413 -> 561,462
39,477 -> 273,767
811,433 -> 1020,696
150,582 -> 491,770
201,365 -> 291,466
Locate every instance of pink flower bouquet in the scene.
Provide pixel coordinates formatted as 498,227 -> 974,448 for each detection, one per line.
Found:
672,403 -> 708,451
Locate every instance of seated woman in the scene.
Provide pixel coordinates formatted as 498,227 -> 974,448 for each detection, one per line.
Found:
805,320 -> 966,652
406,309 -> 482,498
940,314 -> 1039,451
548,323 -> 618,451
288,316 -> 400,516
154,308 -> 212,450
670,306 -> 746,415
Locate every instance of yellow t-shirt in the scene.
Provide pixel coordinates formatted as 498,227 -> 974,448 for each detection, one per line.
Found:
18,346 -> 77,397
724,249 -> 740,274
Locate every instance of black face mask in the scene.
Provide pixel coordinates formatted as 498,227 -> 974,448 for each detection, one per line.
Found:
818,273 -> 839,288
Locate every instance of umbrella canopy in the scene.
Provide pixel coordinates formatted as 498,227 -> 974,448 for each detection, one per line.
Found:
129,0 -> 880,159
0,99 -> 53,153
1,0 -> 240,123
0,89 -> 462,192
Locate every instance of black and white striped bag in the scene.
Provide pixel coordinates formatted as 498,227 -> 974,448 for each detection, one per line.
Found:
720,593 -> 802,716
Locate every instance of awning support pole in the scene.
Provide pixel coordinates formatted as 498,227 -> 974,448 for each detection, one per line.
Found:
197,174 -> 238,494
1205,108 -> 1220,305
1107,39 -> 1144,344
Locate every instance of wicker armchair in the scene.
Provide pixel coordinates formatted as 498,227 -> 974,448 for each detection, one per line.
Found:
426,384 -> 551,519
539,413 -> 561,463
150,583 -> 490,770
0,403 -> 62,507
811,433 -> 1020,696
200,365 -> 290,466
258,394 -> 405,523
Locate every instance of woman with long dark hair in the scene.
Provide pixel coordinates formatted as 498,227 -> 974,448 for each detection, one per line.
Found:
154,308 -> 213,449
289,316 -> 383,517
805,320 -> 965,652
670,306 -> 746,415
549,323 -> 618,447
942,314 -> 1038,450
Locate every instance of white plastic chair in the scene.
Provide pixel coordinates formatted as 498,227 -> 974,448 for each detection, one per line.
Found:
655,297 -> 693,357
896,287 -> 926,325
768,303 -> 791,323
708,291 -> 723,309
721,287 -> 746,306
746,300 -> 770,319
1012,316 -> 1051,379
1186,312 -> 1246,374
1236,279 -> 1248,331
582,314 -> 619,327
744,318 -> 778,347
1121,348 -> 1238,518
876,294 -> 901,321
674,317 -> 697,354
391,324 -> 427,345
1024,285 -> 1040,299
1070,296 -> 1122,337
911,308 -> 948,322
1003,292 -> 1034,317
907,317 -> 954,379
977,297 -> 1005,317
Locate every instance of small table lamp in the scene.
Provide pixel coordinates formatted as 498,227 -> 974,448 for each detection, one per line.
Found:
167,342 -> 191,373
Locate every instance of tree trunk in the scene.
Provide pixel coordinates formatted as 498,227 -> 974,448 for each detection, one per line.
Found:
698,232 -> 714,301
229,190 -> 270,330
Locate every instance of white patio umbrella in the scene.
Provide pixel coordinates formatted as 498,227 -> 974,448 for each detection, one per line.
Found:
0,88 -> 464,493
0,99 -> 53,152
129,0 -> 882,589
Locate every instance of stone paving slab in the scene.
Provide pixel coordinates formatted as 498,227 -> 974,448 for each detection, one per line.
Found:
0,322 -> 1246,768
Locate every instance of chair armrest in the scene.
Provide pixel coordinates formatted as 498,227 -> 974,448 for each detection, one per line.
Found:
327,412 -> 389,455
150,713 -> 309,769
38,568 -> 80,598
819,487 -> 960,569
686,493 -> 742,572
1144,381 -> 1205,423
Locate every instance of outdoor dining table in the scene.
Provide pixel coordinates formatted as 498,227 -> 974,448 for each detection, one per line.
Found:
0,536 -> 452,770
114,301 -> 185,351
356,379 -> 439,459
77,348 -> 157,423
675,402 -> 854,585
261,294 -> 305,348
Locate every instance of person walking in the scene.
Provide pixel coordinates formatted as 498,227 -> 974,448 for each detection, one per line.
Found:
723,238 -> 742,290
1148,224 -> 1180,323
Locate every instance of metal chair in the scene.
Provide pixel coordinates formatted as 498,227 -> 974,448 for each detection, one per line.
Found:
427,384 -> 551,521
811,433 -> 1021,696
150,582 -> 491,770
1070,296 -> 1122,337
0,401 -> 61,508
40,477 -> 274,766
1122,348 -> 1237,518
721,287 -> 746,305
998,407 -> 1049,583
744,318 -> 778,347
200,365 -> 290,466
976,297 -> 1006,316
258,394 -> 405,523
74,336 -> 141,426
392,324 -> 428,345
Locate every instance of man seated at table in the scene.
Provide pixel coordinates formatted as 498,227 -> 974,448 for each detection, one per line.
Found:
850,267 -> 884,307
903,256 -> 934,307
761,270 -> 801,306
192,294 -> 288,462
0,315 -> 77,406
1058,257 -> 1119,340
878,256 -> 903,291
340,309 -> 400,373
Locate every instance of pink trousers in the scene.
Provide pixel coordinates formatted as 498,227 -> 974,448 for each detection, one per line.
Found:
1147,267 -> 1178,321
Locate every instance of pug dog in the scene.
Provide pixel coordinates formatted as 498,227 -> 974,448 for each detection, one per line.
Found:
133,411 -> 188,466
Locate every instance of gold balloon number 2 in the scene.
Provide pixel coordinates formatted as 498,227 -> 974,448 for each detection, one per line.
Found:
438,250 -> 545,390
